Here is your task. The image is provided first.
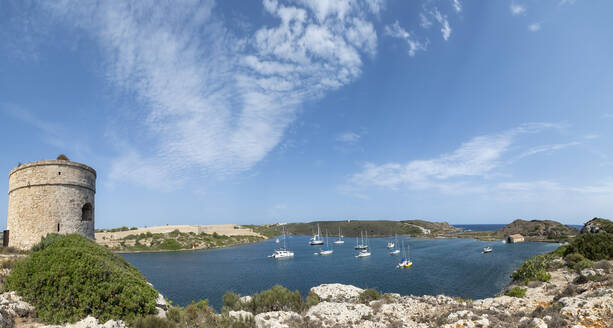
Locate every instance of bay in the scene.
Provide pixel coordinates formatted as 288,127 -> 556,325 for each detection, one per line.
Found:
121,236 -> 560,310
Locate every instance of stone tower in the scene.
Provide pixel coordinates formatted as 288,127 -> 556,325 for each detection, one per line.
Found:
6,159 -> 96,250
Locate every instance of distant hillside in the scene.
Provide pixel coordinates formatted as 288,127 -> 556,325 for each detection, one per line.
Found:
264,219 -> 462,237
581,217 -> 613,234
493,219 -> 578,241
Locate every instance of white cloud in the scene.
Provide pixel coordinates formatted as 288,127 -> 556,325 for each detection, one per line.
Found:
431,9 -> 452,41
45,0 -> 380,189
518,142 -> 580,159
419,13 -> 432,29
452,0 -> 462,13
510,3 -> 526,16
384,21 -> 427,57
347,123 -> 562,191
336,132 -> 361,143
528,23 -> 541,32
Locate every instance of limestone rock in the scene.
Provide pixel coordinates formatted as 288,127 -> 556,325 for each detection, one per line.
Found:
229,310 -> 254,322
254,311 -> 301,328
305,301 -> 372,327
309,283 -> 364,302
530,318 -> 547,328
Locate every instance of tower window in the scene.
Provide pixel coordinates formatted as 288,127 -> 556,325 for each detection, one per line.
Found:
81,203 -> 93,221
57,223 -> 60,232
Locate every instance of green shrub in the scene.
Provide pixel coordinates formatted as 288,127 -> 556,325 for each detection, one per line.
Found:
169,230 -> 181,237
305,291 -> 320,308
133,315 -> 176,328
512,254 -> 552,283
5,234 -> 157,324
572,259 -> 594,273
359,288 -> 382,304
130,227 -> 138,230
564,233 -> 613,261
222,291 -> 241,311
159,239 -> 183,250
550,245 -> 568,258
505,287 -> 526,298
249,285 -> 303,314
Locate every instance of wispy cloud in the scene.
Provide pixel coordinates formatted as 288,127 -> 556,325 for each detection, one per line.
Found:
384,21 -> 427,57
528,23 -> 541,32
419,13 -> 432,29
346,123 -> 562,191
518,142 -> 580,159
452,0 -> 462,13
45,0 -> 381,189
431,9 -> 452,41
336,132 -> 361,144
510,3 -> 526,16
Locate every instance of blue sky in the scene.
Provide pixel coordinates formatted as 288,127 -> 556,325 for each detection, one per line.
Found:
1,0 -> 612,228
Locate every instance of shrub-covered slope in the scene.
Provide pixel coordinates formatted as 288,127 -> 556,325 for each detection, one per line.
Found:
5,234 -> 158,324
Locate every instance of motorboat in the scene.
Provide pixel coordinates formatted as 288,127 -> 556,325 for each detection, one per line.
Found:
269,227 -> 294,259
483,246 -> 492,253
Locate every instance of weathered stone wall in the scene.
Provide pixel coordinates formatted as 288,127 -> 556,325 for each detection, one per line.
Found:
6,160 -> 96,250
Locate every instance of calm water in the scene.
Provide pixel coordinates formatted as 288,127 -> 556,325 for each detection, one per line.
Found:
452,224 -> 506,232
121,236 -> 559,310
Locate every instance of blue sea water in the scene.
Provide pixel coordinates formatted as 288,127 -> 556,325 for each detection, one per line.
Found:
121,236 -> 560,310
452,224 -> 506,232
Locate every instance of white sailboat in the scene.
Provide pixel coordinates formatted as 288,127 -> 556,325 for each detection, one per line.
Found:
386,233 -> 396,249
397,240 -> 412,268
309,224 -> 324,245
320,231 -> 333,255
354,231 -> 368,250
333,227 -> 344,244
356,231 -> 371,257
269,227 -> 294,259
389,234 -> 400,254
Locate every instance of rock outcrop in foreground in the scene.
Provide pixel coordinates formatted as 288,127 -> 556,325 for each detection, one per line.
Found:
251,266 -> 613,328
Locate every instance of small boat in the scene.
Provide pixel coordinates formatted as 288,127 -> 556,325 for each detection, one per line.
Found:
333,227 -> 344,244
319,231 -> 333,255
354,231 -> 368,250
269,227 -> 294,259
275,238 -> 280,243
483,246 -> 492,253
389,249 -> 400,255
397,240 -> 413,268
309,224 -> 324,245
386,233 -> 395,249
356,249 -> 371,257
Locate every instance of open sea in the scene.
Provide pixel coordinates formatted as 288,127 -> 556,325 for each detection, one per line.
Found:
121,232 -> 560,310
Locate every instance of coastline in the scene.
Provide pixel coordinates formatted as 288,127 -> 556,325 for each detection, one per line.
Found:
109,236 -> 270,254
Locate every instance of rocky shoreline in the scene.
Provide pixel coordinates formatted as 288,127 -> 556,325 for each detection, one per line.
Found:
246,264 -> 612,328
3,262 -> 611,327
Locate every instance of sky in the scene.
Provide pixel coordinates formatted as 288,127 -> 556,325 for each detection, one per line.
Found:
1,0 -> 612,228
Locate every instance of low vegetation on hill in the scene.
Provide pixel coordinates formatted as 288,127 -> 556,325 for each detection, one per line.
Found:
258,219 -> 461,238
582,217 -> 613,234
4,234 -> 158,324
494,219 -> 578,241
103,229 -> 264,252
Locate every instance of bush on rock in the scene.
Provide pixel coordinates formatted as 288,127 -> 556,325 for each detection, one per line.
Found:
4,234 -> 158,324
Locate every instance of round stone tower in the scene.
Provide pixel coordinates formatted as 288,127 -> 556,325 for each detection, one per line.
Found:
6,159 -> 96,250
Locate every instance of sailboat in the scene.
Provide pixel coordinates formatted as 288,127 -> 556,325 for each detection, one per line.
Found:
309,224 -> 324,245
386,233 -> 396,249
269,227 -> 294,259
397,240 -> 412,268
333,227 -> 344,244
389,235 -> 400,254
320,231 -> 333,255
356,231 -> 371,257
354,231 -> 368,250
